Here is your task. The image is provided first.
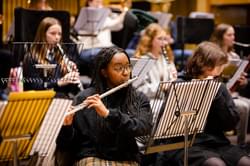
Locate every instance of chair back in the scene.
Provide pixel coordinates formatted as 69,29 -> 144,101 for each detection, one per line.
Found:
13,7 -> 71,66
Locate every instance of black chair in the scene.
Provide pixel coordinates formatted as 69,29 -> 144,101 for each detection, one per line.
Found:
111,10 -> 139,49
13,7 -> 71,66
176,16 -> 214,44
130,9 -> 158,33
112,9 -> 157,51
234,25 -> 250,58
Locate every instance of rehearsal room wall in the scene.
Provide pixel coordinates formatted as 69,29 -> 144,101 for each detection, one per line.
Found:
1,0 -> 250,42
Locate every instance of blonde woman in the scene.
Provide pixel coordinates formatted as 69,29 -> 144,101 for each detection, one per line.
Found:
134,23 -> 177,100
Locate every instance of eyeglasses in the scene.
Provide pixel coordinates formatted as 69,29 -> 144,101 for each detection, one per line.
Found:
157,37 -> 169,41
113,64 -> 132,73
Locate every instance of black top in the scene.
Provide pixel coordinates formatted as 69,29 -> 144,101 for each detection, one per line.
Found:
194,83 -> 239,146
23,52 -> 79,97
56,85 -> 153,162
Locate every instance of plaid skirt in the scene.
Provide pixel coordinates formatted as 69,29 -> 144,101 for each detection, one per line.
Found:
75,157 -> 139,166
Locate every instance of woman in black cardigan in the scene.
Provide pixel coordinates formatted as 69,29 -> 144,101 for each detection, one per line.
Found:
56,46 -> 153,166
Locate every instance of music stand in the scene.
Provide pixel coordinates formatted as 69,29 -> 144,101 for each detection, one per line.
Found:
30,98 -> 72,165
130,57 -> 156,88
220,59 -> 249,90
138,79 -> 221,166
35,64 -> 57,89
74,7 -> 111,35
0,90 -> 72,166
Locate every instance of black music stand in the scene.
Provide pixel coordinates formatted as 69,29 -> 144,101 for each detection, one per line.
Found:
234,25 -> 250,57
176,16 -> 214,70
0,90 -> 72,166
139,79 -> 221,166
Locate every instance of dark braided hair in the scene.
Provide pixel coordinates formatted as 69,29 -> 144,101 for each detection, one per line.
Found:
91,46 -> 130,92
91,46 -> 143,115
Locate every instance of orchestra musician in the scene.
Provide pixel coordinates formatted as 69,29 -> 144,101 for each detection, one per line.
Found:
74,0 -> 127,76
56,46 -> 153,166
132,23 -> 177,166
133,23 -> 177,101
156,41 -> 250,166
23,17 -> 82,97
210,23 -> 250,146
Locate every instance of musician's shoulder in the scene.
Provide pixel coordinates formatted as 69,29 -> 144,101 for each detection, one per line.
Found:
133,87 -> 150,101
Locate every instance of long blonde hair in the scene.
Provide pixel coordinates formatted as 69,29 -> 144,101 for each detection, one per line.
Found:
134,23 -> 174,62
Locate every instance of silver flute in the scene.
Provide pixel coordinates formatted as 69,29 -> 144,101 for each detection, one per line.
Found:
57,43 -> 84,91
233,41 -> 250,47
66,76 -> 138,115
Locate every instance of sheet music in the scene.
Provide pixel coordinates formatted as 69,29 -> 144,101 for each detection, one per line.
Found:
0,90 -> 55,161
0,101 -> 7,118
131,57 -> 156,87
223,59 -> 249,89
74,7 -> 111,33
152,80 -> 220,139
30,98 -> 72,164
149,12 -> 173,29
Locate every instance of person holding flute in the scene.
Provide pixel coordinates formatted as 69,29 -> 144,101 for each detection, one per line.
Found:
23,17 -> 83,97
56,46 -> 153,166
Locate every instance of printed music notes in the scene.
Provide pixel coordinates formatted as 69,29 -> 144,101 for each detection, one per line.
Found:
220,59 -> 249,90
130,57 -> 156,87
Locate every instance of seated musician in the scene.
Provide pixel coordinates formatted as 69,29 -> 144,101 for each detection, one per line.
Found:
132,23 -> 178,166
133,23 -> 177,102
210,23 -> 250,146
56,46 -> 153,166
74,0 -> 127,76
155,41 -> 250,166
23,17 -> 82,98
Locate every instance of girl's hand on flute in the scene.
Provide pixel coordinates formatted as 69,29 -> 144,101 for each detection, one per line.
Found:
63,106 -> 75,125
85,94 -> 109,118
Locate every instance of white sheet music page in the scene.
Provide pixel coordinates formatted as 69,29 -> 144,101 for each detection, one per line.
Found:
222,59 -> 249,89
74,7 -> 111,34
131,57 -> 156,87
30,98 -> 72,162
153,80 -> 220,139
